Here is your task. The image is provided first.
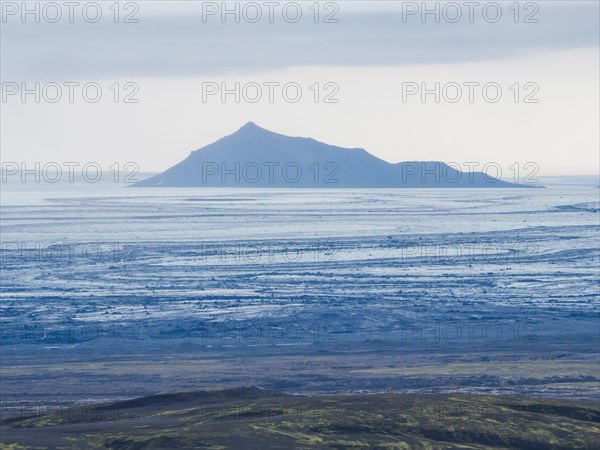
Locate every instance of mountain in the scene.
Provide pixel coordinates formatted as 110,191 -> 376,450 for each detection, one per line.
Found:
134,122 -> 531,188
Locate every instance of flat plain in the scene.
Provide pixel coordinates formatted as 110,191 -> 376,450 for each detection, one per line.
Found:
1,182 -> 599,447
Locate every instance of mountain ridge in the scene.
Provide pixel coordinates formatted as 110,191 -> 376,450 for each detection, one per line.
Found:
135,123 -> 535,188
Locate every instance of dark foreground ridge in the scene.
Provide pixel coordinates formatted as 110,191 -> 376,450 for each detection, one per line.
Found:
135,122 -> 534,188
2,387 -> 598,449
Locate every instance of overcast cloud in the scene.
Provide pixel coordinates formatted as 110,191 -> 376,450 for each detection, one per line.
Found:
1,1 -> 598,80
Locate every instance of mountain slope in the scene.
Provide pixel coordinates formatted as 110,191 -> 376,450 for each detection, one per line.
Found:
135,122 -> 530,188
2,388 -> 598,449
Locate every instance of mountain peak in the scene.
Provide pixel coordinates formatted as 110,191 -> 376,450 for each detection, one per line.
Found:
230,122 -> 285,140
238,121 -> 266,132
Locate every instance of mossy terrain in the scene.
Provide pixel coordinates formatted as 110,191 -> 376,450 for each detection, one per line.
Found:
1,387 -> 599,449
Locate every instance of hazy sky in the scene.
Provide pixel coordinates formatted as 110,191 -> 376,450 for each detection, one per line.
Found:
1,1 -> 599,176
